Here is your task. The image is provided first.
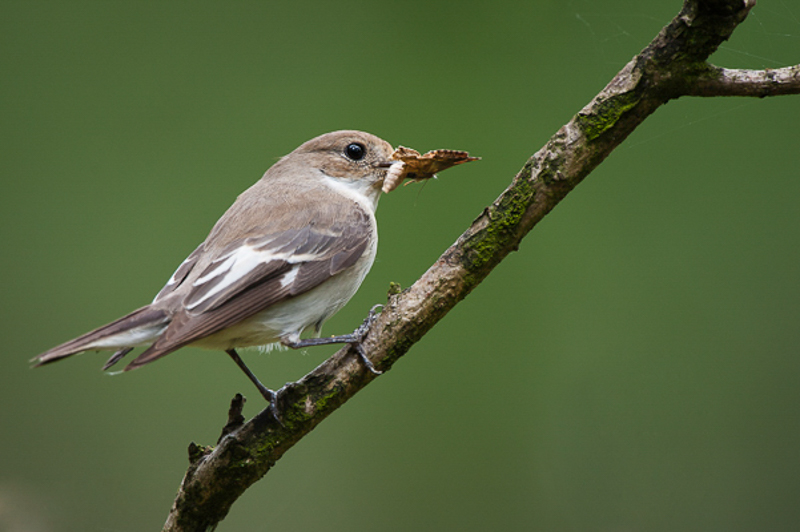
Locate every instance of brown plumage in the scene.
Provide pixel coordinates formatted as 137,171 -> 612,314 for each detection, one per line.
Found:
32,131 -> 394,387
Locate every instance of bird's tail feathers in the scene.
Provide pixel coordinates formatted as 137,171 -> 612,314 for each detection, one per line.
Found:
32,306 -> 170,368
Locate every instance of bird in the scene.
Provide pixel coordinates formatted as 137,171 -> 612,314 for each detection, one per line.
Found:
32,130 -> 401,408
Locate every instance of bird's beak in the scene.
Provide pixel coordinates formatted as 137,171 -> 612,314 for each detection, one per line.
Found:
373,161 -> 395,168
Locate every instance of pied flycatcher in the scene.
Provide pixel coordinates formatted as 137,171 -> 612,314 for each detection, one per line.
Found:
33,130 -> 401,406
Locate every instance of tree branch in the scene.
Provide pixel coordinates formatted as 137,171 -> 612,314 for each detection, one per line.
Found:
163,0 -> 798,529
686,64 -> 800,97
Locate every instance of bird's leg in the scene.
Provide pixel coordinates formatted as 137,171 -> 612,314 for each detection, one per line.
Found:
282,305 -> 384,375
225,348 -> 281,422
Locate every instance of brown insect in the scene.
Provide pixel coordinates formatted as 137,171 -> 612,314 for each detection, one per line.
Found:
382,146 -> 480,193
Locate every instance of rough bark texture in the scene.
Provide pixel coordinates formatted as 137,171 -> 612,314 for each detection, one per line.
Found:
163,1 -> 799,529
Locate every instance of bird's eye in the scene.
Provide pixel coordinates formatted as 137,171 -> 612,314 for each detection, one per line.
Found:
344,142 -> 366,161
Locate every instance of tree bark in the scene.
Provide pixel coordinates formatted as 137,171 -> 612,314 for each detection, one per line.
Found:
163,1 -> 800,529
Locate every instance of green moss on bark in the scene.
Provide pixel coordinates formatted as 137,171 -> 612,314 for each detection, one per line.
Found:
577,90 -> 642,140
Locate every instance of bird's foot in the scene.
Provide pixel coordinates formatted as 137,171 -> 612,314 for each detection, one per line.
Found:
283,304 -> 384,375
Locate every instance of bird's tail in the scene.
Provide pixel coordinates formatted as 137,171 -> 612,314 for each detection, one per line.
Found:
31,306 -> 170,369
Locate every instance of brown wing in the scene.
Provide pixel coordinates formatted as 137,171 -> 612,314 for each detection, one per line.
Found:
125,204 -> 373,369
152,244 -> 204,302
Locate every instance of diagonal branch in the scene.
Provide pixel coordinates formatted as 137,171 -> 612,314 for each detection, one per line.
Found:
163,0 -> 798,529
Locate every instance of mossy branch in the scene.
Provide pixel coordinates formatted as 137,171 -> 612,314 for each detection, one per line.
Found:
163,1 -> 799,529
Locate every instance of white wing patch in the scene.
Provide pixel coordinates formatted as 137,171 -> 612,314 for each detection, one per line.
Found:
280,266 -> 299,288
189,246 -> 268,311
193,252 -> 241,287
185,245 -> 314,311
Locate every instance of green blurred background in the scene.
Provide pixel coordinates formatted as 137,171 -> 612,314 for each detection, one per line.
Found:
2,1 -> 799,530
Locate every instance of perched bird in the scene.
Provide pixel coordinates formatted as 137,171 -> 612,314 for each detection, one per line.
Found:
32,130 -> 400,407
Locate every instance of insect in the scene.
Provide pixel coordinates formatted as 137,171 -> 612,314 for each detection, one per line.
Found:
382,146 -> 479,193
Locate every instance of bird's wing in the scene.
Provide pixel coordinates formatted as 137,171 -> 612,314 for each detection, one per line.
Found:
152,243 -> 204,303
125,201 -> 373,369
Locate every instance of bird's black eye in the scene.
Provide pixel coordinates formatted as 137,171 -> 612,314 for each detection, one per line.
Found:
345,142 -> 366,161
